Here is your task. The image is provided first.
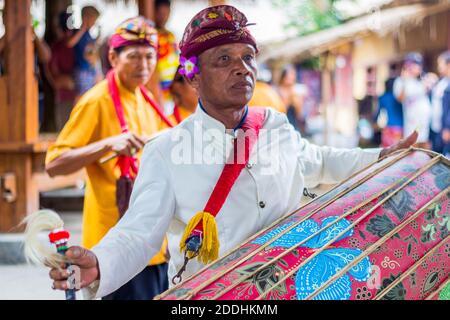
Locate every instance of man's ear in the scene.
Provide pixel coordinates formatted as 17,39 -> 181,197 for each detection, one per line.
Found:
108,49 -> 118,68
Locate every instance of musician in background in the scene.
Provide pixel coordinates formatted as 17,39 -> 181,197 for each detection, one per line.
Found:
48,5 -> 417,299
153,0 -> 180,111
167,66 -> 198,125
45,17 -> 169,300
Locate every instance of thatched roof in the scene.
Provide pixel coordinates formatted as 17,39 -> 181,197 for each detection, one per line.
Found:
258,1 -> 450,64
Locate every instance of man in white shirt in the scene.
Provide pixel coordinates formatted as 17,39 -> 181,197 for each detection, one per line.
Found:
49,5 -> 417,299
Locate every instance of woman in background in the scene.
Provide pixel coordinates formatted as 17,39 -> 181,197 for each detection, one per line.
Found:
277,65 -> 306,133
394,52 -> 431,149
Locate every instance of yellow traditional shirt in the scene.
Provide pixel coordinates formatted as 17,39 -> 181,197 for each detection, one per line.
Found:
249,81 -> 286,113
46,76 -> 168,266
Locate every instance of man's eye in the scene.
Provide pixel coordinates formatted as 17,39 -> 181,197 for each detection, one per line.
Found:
219,55 -> 229,62
244,55 -> 254,61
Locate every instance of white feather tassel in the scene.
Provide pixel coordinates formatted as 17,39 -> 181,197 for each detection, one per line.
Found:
22,210 -> 68,269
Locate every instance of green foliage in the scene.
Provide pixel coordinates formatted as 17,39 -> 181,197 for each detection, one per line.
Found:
271,0 -> 348,36
298,57 -> 321,69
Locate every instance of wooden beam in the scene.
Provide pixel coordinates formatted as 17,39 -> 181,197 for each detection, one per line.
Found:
0,0 -> 39,232
138,0 -> 155,20
2,0 -> 38,143
448,11 -> 450,50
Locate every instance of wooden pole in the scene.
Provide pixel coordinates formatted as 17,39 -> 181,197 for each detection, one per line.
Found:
448,11 -> 450,50
0,0 -> 39,232
138,0 -> 155,20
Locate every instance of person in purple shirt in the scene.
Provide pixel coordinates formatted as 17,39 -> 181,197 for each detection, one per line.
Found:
49,12 -> 76,130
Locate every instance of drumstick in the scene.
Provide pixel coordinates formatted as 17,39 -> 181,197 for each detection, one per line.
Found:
99,131 -> 167,164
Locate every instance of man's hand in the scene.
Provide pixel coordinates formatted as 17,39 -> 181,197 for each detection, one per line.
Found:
81,16 -> 97,31
442,129 -> 450,144
379,131 -> 418,159
49,246 -> 99,291
104,132 -> 146,157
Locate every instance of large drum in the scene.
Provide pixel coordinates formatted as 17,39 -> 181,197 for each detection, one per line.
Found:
157,148 -> 450,300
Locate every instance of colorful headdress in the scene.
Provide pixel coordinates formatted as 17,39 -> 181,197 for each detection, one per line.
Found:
178,5 -> 258,79
110,16 -> 158,50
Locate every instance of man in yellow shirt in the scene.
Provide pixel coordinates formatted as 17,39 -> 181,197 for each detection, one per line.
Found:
45,17 -> 169,300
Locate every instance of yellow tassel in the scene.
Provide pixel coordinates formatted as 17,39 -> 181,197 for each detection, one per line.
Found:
179,211 -> 219,264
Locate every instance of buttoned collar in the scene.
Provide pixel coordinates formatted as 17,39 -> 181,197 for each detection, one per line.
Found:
193,100 -> 249,138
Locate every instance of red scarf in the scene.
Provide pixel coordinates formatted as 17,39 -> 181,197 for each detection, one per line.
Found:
179,107 -> 266,267
107,70 -> 177,178
200,108 -> 266,228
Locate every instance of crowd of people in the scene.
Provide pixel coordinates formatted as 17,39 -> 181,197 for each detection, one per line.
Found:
2,0 -> 446,301
0,1 -> 319,140
3,1 -> 179,132
374,51 -> 450,155
45,4 -> 418,301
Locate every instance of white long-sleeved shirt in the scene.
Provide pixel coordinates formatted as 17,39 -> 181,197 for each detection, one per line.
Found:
85,106 -> 381,299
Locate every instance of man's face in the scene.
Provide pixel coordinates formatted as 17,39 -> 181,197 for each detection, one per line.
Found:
437,57 -> 450,77
190,43 -> 257,109
109,45 -> 157,89
155,5 -> 171,29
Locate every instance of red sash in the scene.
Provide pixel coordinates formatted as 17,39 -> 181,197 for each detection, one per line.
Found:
179,107 -> 266,267
173,105 -> 183,125
199,107 -> 266,230
138,84 -> 178,128
106,70 -> 177,178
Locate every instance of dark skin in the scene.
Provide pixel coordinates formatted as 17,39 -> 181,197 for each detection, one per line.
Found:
170,81 -> 198,113
188,43 -> 257,129
155,4 -> 171,29
46,45 -> 157,177
48,43 -> 417,292
67,12 -> 99,49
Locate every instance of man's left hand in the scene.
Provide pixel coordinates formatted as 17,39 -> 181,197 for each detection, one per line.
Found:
379,131 -> 418,159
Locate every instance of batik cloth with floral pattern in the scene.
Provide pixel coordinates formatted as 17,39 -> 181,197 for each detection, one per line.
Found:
160,150 -> 450,300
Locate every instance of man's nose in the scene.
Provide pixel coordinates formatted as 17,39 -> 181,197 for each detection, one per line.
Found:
137,56 -> 150,70
233,58 -> 251,76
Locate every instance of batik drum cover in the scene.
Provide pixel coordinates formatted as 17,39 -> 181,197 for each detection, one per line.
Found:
157,149 -> 450,300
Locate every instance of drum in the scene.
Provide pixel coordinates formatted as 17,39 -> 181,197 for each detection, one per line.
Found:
156,148 -> 450,300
